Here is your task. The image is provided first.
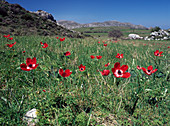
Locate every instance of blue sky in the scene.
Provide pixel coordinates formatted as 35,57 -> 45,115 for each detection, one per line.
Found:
7,0 -> 170,29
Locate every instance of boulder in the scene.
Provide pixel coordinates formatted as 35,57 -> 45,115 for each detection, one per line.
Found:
128,34 -> 143,39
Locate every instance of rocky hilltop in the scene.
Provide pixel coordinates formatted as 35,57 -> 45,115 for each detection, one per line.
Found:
31,10 -> 56,22
57,20 -> 148,30
0,1 -> 83,38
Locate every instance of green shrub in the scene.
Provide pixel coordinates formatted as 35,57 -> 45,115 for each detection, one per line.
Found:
21,13 -> 34,21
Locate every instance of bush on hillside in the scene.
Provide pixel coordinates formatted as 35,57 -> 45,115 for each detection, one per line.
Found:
0,7 -> 8,16
21,13 -> 34,21
108,30 -> 123,40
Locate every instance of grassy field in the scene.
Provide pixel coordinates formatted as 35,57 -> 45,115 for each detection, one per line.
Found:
73,26 -> 150,37
0,35 -> 170,125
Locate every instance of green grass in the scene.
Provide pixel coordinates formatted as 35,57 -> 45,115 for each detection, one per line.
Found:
73,26 -> 150,37
0,35 -> 170,125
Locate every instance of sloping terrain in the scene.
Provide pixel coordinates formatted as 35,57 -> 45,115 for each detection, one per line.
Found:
0,1 -> 83,38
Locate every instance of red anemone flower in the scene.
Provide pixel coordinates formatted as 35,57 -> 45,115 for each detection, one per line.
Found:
43,90 -> 46,92
8,37 -> 13,40
64,51 -> 71,56
154,50 -> 163,57
168,46 -> 170,48
98,41 -> 100,43
56,37 -> 59,39
42,43 -> 48,48
3,34 -> 10,38
100,70 -> 110,76
6,42 -> 16,47
90,55 -> 95,59
20,57 -> 39,71
116,53 -> 123,59
141,65 -> 158,75
105,63 -> 110,67
104,44 -> 107,46
40,42 -> 48,48
78,64 -> 86,71
60,37 -> 65,41
112,62 -> 131,78
96,55 -> 102,59
137,65 -> 142,70
59,69 -> 72,77
22,51 -> 26,53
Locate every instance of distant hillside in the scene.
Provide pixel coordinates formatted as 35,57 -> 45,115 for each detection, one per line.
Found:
73,26 -> 150,38
57,20 -> 148,30
0,1 -> 83,38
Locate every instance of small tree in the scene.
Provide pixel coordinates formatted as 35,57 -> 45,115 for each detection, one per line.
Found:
151,26 -> 161,32
108,30 -> 123,40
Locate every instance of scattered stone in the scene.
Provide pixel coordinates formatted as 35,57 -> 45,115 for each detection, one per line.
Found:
23,108 -> 38,126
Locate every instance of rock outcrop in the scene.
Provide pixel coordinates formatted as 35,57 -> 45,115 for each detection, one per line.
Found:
144,30 -> 170,40
31,10 -> 56,22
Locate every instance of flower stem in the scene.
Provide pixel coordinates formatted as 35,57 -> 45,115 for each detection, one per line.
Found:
31,71 -> 35,86
130,97 -> 139,115
45,48 -> 47,53
116,78 -> 120,86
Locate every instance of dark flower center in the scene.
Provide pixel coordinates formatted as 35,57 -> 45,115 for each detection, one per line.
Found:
148,70 -> 151,72
118,70 -> 122,75
80,68 -> 84,71
29,64 -> 32,67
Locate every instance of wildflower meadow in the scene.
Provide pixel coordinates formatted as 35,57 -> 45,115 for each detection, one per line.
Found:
0,34 -> 169,125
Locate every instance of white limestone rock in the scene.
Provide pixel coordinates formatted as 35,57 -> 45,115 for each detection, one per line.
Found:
128,34 -> 143,39
32,10 -> 56,22
23,108 -> 38,126
145,29 -> 170,40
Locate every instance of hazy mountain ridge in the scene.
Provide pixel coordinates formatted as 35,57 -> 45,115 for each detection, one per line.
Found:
57,20 -> 148,30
